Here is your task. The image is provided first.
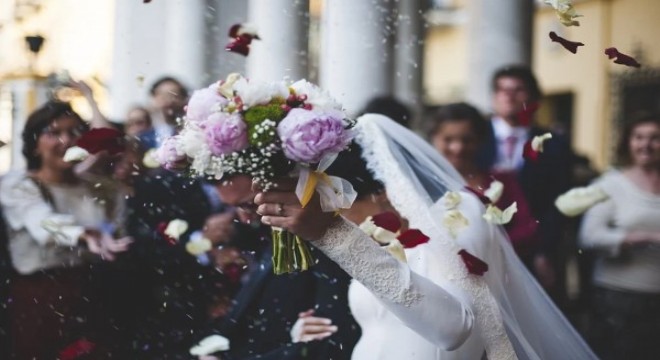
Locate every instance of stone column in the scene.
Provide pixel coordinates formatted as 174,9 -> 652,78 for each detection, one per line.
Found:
320,0 -> 394,115
245,0 -> 309,82
206,0 -> 249,82
165,0 -> 207,89
394,0 -> 426,126
466,0 -> 534,111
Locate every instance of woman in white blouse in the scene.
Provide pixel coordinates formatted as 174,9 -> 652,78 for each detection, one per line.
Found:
579,113 -> 660,360
0,102 -> 131,359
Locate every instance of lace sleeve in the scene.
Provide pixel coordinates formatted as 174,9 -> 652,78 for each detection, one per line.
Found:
314,217 -> 475,351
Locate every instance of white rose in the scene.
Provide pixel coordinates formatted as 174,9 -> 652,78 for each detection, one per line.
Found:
234,77 -> 289,108
63,146 -> 90,162
483,202 -> 518,225
165,219 -> 189,240
189,334 -> 230,356
385,239 -> 407,263
531,133 -> 553,152
290,79 -> 343,111
442,209 -> 469,238
484,180 -> 504,204
441,191 -> 462,209
186,237 -> 213,256
178,126 -> 208,158
555,185 -> 608,217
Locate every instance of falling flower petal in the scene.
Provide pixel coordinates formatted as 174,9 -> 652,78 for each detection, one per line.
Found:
555,185 -> 609,216
165,219 -> 189,240
458,249 -> 489,276
156,222 -> 177,245
142,148 -> 160,168
549,31 -> 585,54
190,334 -> 230,356
604,47 -> 642,68
59,338 -> 96,360
483,202 -> 518,225
544,0 -> 582,26
63,146 -> 90,162
225,24 -> 260,57
76,127 -> 124,155
398,229 -> 430,249
186,237 -> 213,256
441,191 -> 462,209
517,102 -> 540,127
359,216 -> 399,245
443,209 -> 469,238
523,133 -> 552,161
371,212 -> 402,233
219,73 -> 242,99
484,180 -> 504,204
385,239 -> 407,262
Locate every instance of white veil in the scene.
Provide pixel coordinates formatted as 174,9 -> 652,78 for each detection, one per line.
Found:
353,114 -> 597,360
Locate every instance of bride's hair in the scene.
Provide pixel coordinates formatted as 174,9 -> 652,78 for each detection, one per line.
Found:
327,142 -> 384,199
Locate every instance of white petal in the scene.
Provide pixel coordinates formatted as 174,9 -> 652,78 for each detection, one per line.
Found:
442,209 -> 469,238
555,185 -> 608,217
189,334 -> 230,356
63,146 -> 90,162
483,202 -> 518,225
531,133 -> 553,152
358,217 -> 377,236
385,239 -> 407,262
142,149 -> 160,169
165,219 -> 189,240
484,180 -> 504,204
186,238 -> 213,256
441,191 -> 462,210
372,227 -> 399,245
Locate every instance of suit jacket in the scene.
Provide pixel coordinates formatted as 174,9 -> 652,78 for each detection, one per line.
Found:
206,237 -> 360,360
479,122 -> 574,257
103,169 -> 224,359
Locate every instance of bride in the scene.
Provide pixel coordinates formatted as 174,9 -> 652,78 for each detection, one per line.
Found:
255,114 -> 596,359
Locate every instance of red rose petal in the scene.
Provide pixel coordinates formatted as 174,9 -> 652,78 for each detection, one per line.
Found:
397,229 -> 429,249
522,140 -> 539,162
549,31 -> 584,54
75,127 -> 124,155
464,186 -> 491,205
604,47 -> 641,68
156,221 -> 177,246
516,102 -> 540,127
371,212 -> 402,233
458,249 -> 489,276
59,338 -> 96,360
225,35 -> 255,57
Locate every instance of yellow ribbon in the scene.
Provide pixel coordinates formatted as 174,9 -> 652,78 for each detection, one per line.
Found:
300,171 -> 333,208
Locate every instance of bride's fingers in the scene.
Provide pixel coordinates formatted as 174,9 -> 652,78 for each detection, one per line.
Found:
257,203 -> 299,217
301,324 -> 338,334
298,309 -> 315,318
300,331 -> 334,342
300,316 -> 332,326
254,191 -> 299,206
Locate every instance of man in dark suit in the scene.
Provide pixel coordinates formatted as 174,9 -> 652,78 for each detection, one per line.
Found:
197,175 -> 360,360
479,65 -> 574,297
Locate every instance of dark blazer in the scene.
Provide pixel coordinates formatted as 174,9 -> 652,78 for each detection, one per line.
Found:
104,169 -> 223,359
479,122 -> 574,257
205,239 -> 360,360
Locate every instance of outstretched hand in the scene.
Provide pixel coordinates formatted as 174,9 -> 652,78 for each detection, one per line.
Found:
254,178 -> 339,241
290,309 -> 337,343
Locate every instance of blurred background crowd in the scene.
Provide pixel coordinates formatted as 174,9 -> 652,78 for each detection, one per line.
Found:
0,0 -> 659,359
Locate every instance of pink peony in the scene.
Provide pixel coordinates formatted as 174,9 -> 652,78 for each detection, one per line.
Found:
204,113 -> 248,156
155,136 -> 186,169
186,85 -> 227,122
277,108 -> 352,163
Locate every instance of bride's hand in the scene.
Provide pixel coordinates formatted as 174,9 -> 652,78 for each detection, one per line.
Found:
290,309 -> 337,343
254,179 -> 339,241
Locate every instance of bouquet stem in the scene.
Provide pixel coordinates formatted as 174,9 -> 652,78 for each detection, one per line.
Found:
271,227 -> 315,274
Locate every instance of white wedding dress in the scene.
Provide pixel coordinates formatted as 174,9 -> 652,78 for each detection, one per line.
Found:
313,114 -> 597,360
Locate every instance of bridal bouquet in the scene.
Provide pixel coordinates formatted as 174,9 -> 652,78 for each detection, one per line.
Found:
155,73 -> 356,274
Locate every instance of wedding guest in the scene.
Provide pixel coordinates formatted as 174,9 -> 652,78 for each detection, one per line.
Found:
478,65 -> 574,293
124,106 -> 153,137
138,76 -> 188,149
579,113 -> 660,360
430,102 -> 539,264
359,96 -> 412,128
0,101 -> 131,359
196,174 -> 360,360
